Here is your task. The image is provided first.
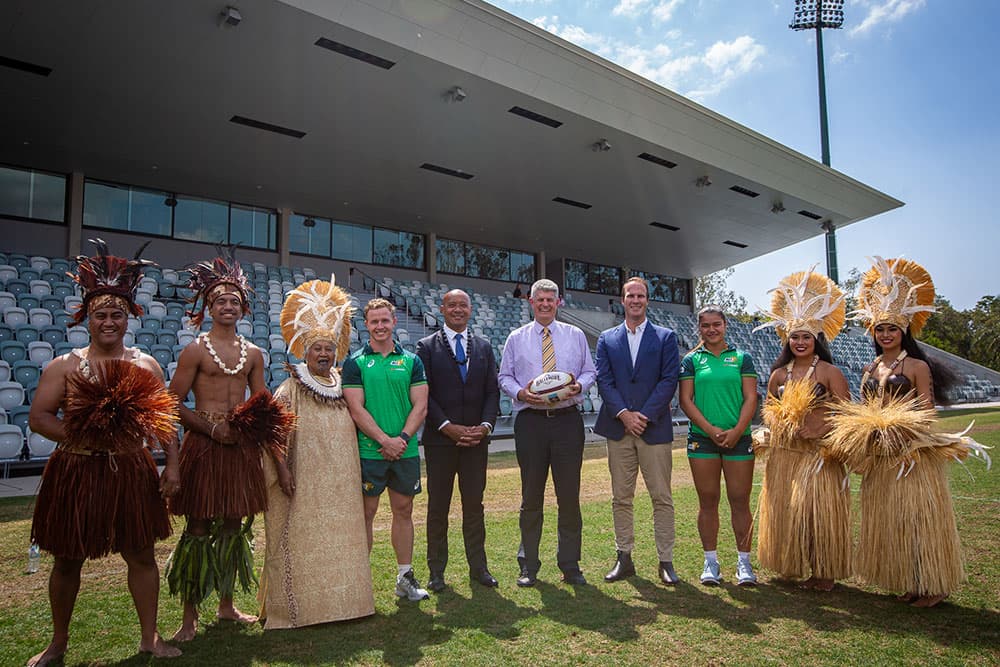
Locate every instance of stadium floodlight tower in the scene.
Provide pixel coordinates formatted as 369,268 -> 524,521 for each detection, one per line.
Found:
790,0 -> 844,283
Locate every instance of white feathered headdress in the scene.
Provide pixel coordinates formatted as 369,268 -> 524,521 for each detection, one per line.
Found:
280,276 -> 354,361
850,256 -> 935,337
753,265 -> 845,342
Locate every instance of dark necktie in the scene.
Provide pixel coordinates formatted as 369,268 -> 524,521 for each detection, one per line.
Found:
454,333 -> 467,382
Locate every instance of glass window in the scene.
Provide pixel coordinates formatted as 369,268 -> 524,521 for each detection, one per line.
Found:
400,231 -> 424,269
231,205 -> 276,250
173,196 -> 228,244
589,264 -> 621,296
373,228 -> 425,269
436,238 -> 465,275
511,251 -> 536,283
332,221 -> 372,263
0,166 -> 66,222
129,188 -> 172,236
565,260 -> 588,292
373,227 -> 400,266
466,244 -> 509,280
83,181 -> 171,235
289,214 -> 331,257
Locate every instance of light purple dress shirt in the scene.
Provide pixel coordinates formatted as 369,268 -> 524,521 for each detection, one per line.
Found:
498,319 -> 597,413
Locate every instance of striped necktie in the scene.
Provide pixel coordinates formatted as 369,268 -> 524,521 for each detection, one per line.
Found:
541,326 -> 556,372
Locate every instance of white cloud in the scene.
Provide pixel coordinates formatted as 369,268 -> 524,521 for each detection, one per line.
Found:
830,48 -> 850,64
850,0 -> 926,36
651,0 -> 685,23
612,0 -> 684,22
530,16 -> 764,101
613,0 -> 650,18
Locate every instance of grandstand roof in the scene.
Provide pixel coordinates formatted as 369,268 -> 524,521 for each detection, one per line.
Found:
0,0 -> 902,278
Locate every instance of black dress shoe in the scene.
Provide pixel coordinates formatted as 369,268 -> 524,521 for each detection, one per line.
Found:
471,568 -> 498,587
427,572 -> 446,592
659,561 -> 680,585
516,569 -> 537,587
562,570 -> 587,585
604,550 -> 636,582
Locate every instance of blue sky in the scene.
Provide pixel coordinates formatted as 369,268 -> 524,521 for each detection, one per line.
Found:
488,0 -> 998,311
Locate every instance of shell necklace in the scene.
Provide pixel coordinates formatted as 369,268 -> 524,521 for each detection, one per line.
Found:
201,332 -> 248,376
784,354 -> 819,383
862,350 -> 908,396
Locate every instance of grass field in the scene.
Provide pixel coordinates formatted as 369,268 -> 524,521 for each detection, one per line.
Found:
1,408 -> 998,666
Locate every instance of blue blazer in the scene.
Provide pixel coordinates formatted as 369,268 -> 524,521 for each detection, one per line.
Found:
594,321 -> 680,444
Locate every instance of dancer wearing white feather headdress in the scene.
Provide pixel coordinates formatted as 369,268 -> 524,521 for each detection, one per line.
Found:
753,267 -> 851,591
258,275 -> 375,628
827,256 -> 990,608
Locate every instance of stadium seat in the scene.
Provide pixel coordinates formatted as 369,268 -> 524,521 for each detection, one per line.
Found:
177,330 -> 197,347
52,310 -> 73,328
27,428 -> 57,459
252,322 -> 268,338
5,279 -> 29,297
8,255 -> 28,270
17,294 -> 41,311
268,334 -> 286,352
157,281 -> 176,299
8,405 -> 30,433
66,326 -> 89,346
52,281 -> 75,299
135,328 -> 157,348
150,345 -> 173,368
123,330 -> 135,347
3,307 -> 27,327
0,381 -> 25,410
40,296 -> 63,313
64,295 -> 82,311
27,341 -> 54,364
20,268 -> 41,283
13,361 -> 40,387
1,341 -> 27,365
40,269 -> 62,284
50,258 -> 71,273
29,256 -> 51,271
29,280 -> 51,297
270,351 -> 287,366
146,301 -> 167,319
0,291 -> 15,311
140,316 -> 161,331
0,424 -> 24,464
162,268 -> 179,283
269,364 -> 289,385
0,325 -> 12,343
157,330 -> 177,347
0,360 -> 9,382
0,265 -> 17,284
15,325 -> 40,345
54,342 -> 74,357
166,303 -> 186,319
29,308 -> 53,327
161,316 -> 182,333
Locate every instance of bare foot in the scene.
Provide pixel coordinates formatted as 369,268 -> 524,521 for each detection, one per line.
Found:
911,594 -> 947,608
26,642 -> 66,666
797,577 -> 818,590
897,592 -> 918,603
217,608 -> 258,624
171,622 -> 198,643
139,634 -> 182,658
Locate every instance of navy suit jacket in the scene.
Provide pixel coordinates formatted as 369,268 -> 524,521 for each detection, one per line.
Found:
593,321 -> 680,444
416,329 -> 500,447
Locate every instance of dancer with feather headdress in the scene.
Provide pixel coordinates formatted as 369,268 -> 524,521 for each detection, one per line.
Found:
165,246 -> 295,640
753,267 -> 851,591
827,256 -> 990,607
27,240 -> 181,665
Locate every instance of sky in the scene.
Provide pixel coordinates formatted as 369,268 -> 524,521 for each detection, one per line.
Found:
487,0 -> 998,311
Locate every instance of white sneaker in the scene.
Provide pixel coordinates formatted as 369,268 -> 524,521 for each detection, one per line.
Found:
395,570 -> 430,601
736,559 -> 758,586
700,559 -> 721,586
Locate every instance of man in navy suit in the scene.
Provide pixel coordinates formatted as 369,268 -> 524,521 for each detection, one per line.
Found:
594,276 -> 681,585
416,289 -> 500,592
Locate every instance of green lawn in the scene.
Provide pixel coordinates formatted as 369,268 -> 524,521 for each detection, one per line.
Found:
1,408 -> 997,666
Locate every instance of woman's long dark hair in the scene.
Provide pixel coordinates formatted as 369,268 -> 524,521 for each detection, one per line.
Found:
873,328 -> 955,405
771,331 -> 834,372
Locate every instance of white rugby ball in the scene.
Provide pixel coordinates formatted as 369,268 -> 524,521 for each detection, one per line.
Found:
529,371 -> 576,403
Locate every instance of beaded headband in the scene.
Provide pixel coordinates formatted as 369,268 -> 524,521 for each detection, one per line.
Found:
70,238 -> 153,326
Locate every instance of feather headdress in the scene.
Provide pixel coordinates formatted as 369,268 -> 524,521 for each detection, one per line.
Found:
753,265 -> 845,342
280,276 -> 354,361
850,256 -> 935,337
70,238 -> 154,325
184,245 -> 251,327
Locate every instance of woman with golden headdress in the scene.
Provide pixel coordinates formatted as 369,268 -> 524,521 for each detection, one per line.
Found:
753,268 -> 851,591
827,256 -> 989,607
258,276 -> 375,628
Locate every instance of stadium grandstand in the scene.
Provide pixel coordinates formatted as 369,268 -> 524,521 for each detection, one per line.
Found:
1,0 -> 998,474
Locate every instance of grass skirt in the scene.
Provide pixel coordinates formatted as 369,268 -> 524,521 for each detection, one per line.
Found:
32,448 -> 170,559
856,456 -> 964,596
757,438 -> 851,580
170,429 -> 267,520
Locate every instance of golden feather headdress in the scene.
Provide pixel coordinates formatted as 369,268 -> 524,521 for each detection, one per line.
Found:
851,256 -> 935,337
280,276 -> 354,361
753,265 -> 845,342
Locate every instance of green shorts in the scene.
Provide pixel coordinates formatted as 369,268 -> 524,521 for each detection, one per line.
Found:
361,456 -> 422,497
686,433 -> 754,461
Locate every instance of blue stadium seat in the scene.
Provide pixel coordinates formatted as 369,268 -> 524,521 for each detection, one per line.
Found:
52,282 -> 75,299
8,405 -> 30,433
157,330 -> 177,347
269,364 -> 289,385
41,269 -> 63,284
17,295 -> 41,311
0,265 -> 16,283
0,359 -> 8,382
50,258 -> 71,273
161,316 -> 182,333
157,281 -> 176,299
150,345 -> 173,368
5,279 -> 29,296
15,325 -> 40,344
171,344 -> 186,361
166,303 -> 186,319
12,361 -> 40,387
40,296 -> 63,313
135,328 -> 157,348
29,308 -> 53,327
29,279 -> 50,296
53,310 -> 73,328
269,351 -> 287,366
27,341 -> 54,364
140,316 -> 161,331
0,325 -> 12,343
20,268 -> 41,283
8,255 -> 29,270
40,326 -> 65,346
53,342 -> 74,357
252,322 -> 269,338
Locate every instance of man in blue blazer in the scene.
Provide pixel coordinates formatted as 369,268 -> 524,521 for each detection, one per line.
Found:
594,276 -> 681,585
416,289 -> 500,592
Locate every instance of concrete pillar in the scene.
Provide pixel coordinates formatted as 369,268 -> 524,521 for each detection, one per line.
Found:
277,207 -> 291,267
427,232 -> 437,284
67,171 -> 84,256
536,250 -> 546,279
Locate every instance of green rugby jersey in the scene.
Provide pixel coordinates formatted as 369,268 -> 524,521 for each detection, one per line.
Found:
679,346 -> 757,437
341,342 -> 427,460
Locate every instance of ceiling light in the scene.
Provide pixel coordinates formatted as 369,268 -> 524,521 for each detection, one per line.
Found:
695,175 -> 712,188
164,196 -> 178,207
591,138 -> 611,152
303,217 -> 316,228
771,201 -> 786,214
220,6 -> 242,27
445,85 -> 467,102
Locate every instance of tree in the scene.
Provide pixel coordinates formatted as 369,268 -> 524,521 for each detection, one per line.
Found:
695,267 -> 748,317
920,296 -> 971,359
838,267 -> 862,319
968,295 -> 1000,372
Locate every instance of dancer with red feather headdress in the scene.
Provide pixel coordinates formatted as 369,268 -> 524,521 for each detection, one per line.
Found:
27,239 -> 181,666
164,247 -> 294,642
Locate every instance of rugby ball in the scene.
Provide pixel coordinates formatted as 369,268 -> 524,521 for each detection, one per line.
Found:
529,371 -> 576,403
